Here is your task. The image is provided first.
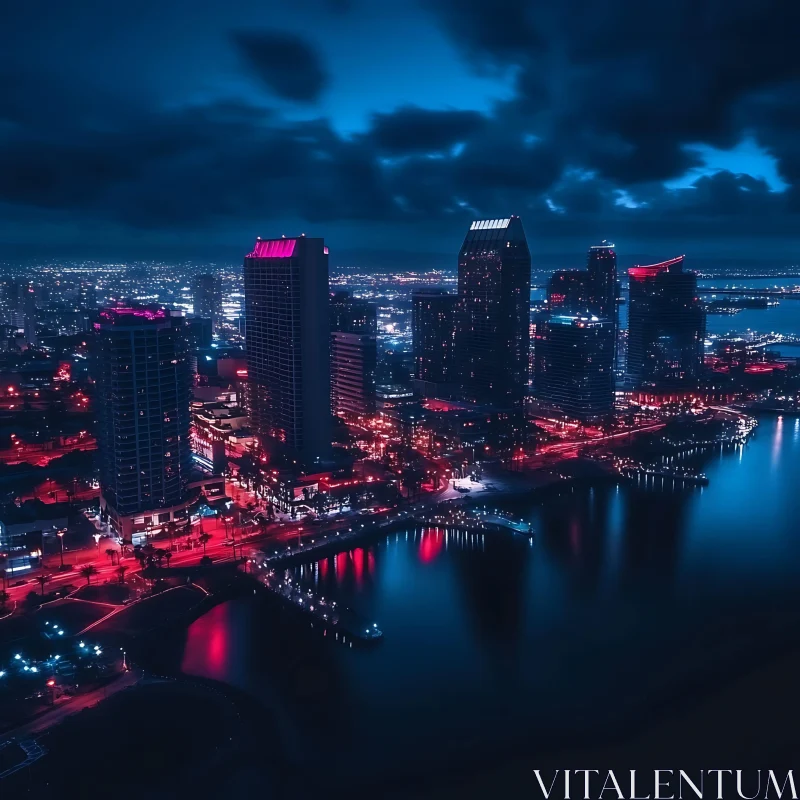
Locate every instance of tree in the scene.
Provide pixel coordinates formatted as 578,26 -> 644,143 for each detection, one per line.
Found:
116,565 -> 128,584
105,548 -> 117,566
0,589 -> 9,609
80,565 -> 98,585
163,551 -> 172,569
165,521 -> 177,551
0,568 -> 6,591
36,574 -> 51,596
198,533 -> 211,554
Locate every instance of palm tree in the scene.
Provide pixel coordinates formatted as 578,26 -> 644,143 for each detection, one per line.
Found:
198,533 -> 211,554
105,548 -> 117,566
115,565 -> 128,584
80,565 -> 98,585
36,574 -> 51,596
0,589 -> 10,610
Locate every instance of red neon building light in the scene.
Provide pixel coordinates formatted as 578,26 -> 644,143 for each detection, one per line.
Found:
628,255 -> 685,281
246,238 -> 297,259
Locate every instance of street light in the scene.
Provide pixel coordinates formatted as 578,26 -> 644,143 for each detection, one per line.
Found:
57,528 -> 66,569
93,532 -> 101,553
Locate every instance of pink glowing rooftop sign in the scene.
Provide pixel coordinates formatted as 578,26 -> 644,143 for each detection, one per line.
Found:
247,238 -> 297,258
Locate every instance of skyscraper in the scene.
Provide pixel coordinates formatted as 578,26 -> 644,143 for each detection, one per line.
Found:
627,255 -> 706,388
243,235 -> 331,463
330,291 -> 377,418
94,306 -> 192,542
331,331 -> 377,417
586,240 -> 618,321
455,217 -> 531,407
192,273 -> 222,330
22,284 -> 36,346
534,313 -> 615,422
412,289 -> 457,389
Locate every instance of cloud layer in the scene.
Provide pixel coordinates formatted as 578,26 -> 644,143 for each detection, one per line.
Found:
1,0 -> 799,258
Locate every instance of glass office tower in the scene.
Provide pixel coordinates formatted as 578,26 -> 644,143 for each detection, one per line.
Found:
243,236 -> 331,464
627,255 -> 706,388
534,313 -> 615,422
94,306 -> 192,542
455,217 -> 531,407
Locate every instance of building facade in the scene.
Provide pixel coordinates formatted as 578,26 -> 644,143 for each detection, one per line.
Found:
192,273 -> 222,330
586,241 -> 618,321
243,236 -> 331,464
627,256 -> 706,389
455,217 -> 531,407
534,313 -> 615,422
412,289 -> 457,390
331,331 -> 377,417
547,270 -> 589,312
94,306 -> 193,541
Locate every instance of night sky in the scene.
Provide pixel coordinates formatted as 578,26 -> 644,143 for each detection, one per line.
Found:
2,0 -> 800,266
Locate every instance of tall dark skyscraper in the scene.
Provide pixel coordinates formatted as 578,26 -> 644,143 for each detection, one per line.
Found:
627,255 -> 706,388
94,306 -> 192,542
22,284 -> 37,345
534,313 -> 615,422
330,291 -> 378,418
243,236 -> 331,463
586,240 -> 618,320
455,217 -> 531,407
192,273 -> 222,330
412,289 -> 457,389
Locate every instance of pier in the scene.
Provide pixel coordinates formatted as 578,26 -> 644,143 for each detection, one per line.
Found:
245,563 -> 383,643
620,466 -> 709,486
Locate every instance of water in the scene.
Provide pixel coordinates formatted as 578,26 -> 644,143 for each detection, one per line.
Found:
172,415 -> 800,786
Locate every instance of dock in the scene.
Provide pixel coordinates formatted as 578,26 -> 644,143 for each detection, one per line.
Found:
245,564 -> 383,643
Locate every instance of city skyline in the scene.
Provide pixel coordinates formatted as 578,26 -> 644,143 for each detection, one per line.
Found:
2,1 -> 799,263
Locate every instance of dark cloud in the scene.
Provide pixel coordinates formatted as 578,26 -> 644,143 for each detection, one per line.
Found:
232,30 -> 328,102
1,0 -> 800,257
368,107 -> 488,155
426,0 -> 800,185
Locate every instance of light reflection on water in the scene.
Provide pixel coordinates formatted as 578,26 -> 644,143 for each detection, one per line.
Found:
178,415 -> 800,782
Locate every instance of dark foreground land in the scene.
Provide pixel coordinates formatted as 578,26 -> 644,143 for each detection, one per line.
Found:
1,678 -> 279,799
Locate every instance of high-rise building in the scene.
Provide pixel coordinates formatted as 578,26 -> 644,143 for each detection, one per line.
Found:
22,284 -> 36,345
455,217 -> 531,407
331,331 -> 377,417
627,255 -> 706,388
412,289 -> 457,388
586,241 -> 618,321
330,291 -> 377,418
534,313 -> 615,422
243,236 -> 331,463
547,270 -> 590,312
330,291 -> 377,334
94,306 -> 192,542
192,273 -> 222,330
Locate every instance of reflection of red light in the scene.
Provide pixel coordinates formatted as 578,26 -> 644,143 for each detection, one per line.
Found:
181,602 -> 230,680
47,679 -> 55,687
318,557 -> 328,578
419,529 -> 443,564
352,548 -> 364,586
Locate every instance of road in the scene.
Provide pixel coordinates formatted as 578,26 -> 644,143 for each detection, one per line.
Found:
2,667 -> 144,741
